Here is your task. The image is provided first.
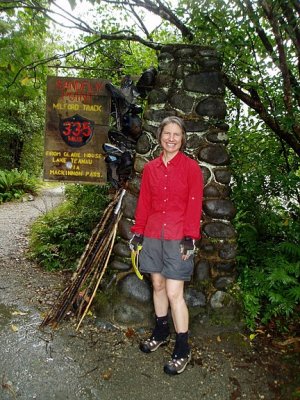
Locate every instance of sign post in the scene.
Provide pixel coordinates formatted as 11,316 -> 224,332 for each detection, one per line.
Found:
44,76 -> 111,184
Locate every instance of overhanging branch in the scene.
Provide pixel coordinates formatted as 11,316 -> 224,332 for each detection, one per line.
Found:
101,0 -> 194,40
223,73 -> 300,156
8,31 -> 161,87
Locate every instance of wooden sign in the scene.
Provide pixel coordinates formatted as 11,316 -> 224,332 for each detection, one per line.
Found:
44,76 -> 111,184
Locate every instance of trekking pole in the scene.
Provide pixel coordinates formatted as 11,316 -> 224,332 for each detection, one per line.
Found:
75,189 -> 126,329
40,189 -> 124,328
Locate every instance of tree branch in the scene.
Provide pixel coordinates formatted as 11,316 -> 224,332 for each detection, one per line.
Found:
102,0 -> 194,40
260,0 -> 293,114
128,3 -> 152,39
279,0 -> 300,77
223,73 -> 300,156
242,0 -> 300,107
8,33 -> 161,87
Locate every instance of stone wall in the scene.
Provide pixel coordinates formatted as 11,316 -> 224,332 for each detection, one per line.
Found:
105,44 -> 237,325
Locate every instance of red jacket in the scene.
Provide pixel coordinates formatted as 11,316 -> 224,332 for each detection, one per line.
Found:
131,152 -> 203,240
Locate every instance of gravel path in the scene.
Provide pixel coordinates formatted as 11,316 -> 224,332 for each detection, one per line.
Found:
0,188 -> 295,400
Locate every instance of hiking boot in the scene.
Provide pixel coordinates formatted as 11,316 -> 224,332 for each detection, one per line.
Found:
163,353 -> 191,375
139,337 -> 169,353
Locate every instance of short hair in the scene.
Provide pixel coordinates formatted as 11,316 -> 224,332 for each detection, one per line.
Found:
156,116 -> 187,150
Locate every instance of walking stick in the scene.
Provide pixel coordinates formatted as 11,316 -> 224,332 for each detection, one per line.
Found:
76,188 -> 125,329
40,188 -> 126,328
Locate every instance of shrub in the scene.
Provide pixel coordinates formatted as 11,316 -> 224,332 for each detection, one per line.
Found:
0,169 -> 38,203
235,209 -> 300,332
29,184 -> 110,271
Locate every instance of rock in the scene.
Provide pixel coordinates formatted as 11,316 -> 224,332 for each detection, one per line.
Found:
186,134 -> 205,149
214,168 -> 232,184
184,119 -> 208,132
118,217 -> 133,240
136,134 -> 152,155
194,260 -> 210,281
203,199 -> 236,219
169,93 -> 194,113
200,166 -> 211,185
207,130 -> 228,144
118,274 -> 151,303
113,304 -> 147,324
94,320 -> 119,331
210,290 -> 234,308
185,287 -> 206,307
219,242 -> 238,260
212,261 -> 236,273
184,72 -> 224,94
134,156 -> 147,174
147,89 -> 168,104
122,193 -> 137,219
127,175 -> 141,195
203,183 -> 223,198
109,259 -> 131,271
112,241 -> 131,258
198,144 -> 229,165
203,222 -> 236,239
143,109 -> 176,122
214,276 -> 235,290
196,97 -> 226,118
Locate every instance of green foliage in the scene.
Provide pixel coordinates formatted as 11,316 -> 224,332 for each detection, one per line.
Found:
72,33 -> 157,85
0,169 -> 38,203
0,97 -> 45,173
228,91 -> 300,332
29,184 -> 110,271
0,4 -> 50,174
234,205 -> 300,331
182,0 -> 300,154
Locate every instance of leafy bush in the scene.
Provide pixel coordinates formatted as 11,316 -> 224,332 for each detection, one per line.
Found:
228,102 -> 300,333
29,184 -> 110,271
234,204 -> 300,332
0,169 -> 38,203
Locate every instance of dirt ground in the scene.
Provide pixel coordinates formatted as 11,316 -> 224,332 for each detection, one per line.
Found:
0,187 -> 299,400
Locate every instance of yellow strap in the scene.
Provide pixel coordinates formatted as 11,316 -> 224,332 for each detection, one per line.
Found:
131,244 -> 143,280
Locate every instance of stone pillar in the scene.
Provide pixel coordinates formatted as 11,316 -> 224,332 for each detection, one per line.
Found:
110,44 -> 236,323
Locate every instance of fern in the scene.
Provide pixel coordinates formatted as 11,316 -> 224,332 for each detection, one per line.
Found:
268,291 -> 285,304
267,265 -> 298,286
278,241 -> 300,259
237,239 -> 300,330
0,169 -> 37,203
288,285 -> 300,301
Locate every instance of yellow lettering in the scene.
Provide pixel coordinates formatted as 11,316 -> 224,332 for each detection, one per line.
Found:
83,104 -> 102,112
52,157 -> 67,163
83,153 -> 101,159
89,172 -> 101,178
49,169 -> 65,176
53,103 -> 80,110
77,159 -> 93,165
46,151 -> 61,157
53,103 -> 63,110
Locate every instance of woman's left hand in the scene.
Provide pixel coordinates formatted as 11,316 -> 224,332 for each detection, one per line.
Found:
180,237 -> 195,260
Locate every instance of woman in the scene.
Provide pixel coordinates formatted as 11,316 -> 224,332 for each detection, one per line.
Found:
129,116 -> 203,375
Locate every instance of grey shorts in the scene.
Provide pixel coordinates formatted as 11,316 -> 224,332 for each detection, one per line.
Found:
139,237 -> 194,281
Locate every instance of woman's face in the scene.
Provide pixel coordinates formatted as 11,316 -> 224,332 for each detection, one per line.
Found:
160,123 -> 183,155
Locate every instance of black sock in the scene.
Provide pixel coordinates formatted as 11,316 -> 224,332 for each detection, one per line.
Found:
151,315 -> 170,340
172,332 -> 190,359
